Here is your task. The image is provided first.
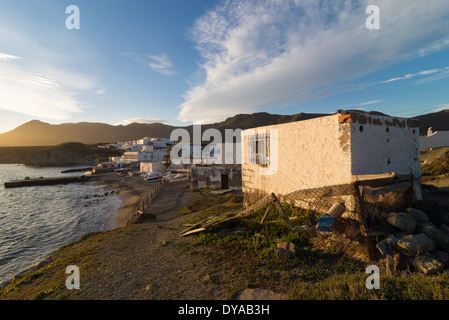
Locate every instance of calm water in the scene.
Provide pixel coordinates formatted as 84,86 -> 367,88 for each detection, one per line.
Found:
0,164 -> 122,286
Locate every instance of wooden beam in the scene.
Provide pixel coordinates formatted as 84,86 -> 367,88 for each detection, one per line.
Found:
260,205 -> 272,224
271,193 -> 293,229
362,181 -> 412,197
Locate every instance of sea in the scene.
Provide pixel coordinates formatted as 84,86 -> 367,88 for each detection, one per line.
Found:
0,164 -> 123,287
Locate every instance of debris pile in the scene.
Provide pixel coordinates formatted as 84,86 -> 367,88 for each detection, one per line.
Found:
376,199 -> 449,274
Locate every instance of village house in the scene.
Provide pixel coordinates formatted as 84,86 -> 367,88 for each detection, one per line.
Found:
419,127 -> 449,150
240,110 -> 421,211
191,165 -> 242,190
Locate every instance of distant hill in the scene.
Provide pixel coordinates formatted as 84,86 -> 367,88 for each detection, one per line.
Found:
0,112 -> 329,147
0,109 -> 447,147
412,110 -> 449,135
25,142 -> 121,167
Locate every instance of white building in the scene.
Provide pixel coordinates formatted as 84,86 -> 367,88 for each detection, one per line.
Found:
122,151 -> 154,163
419,127 -> 449,150
241,110 -> 421,208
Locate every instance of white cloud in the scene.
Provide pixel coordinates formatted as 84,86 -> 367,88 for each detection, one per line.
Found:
342,100 -> 383,108
178,0 -> 449,122
147,54 -> 176,75
379,68 -> 447,84
120,118 -> 171,125
0,52 -> 98,120
0,17 -> 103,120
0,52 -> 21,61
122,52 -> 176,75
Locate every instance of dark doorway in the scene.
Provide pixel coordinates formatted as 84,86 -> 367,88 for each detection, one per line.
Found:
221,174 -> 229,189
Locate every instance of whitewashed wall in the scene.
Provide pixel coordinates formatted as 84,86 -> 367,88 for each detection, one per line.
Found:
348,112 -> 421,178
419,131 -> 449,150
241,111 -> 421,204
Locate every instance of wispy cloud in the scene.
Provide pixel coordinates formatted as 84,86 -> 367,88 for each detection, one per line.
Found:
0,11 -> 103,121
0,60 -> 87,119
342,100 -> 383,108
119,118 -> 171,125
122,52 -> 176,75
0,52 -> 21,61
379,68 -> 448,84
178,0 -> 449,122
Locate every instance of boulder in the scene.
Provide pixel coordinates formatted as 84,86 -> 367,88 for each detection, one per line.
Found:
394,253 -> 408,271
386,234 -> 400,246
414,199 -> 443,227
276,242 -> 296,256
442,211 -> 449,226
418,222 -> 449,251
397,233 -> 435,256
387,212 -> 417,233
414,255 -> 444,274
435,250 -> 449,267
406,208 -> 429,222
440,224 -> 449,234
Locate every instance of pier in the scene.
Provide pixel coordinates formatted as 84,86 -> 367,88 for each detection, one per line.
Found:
4,175 -> 90,188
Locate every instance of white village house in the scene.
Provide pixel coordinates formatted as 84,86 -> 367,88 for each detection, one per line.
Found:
240,110 -> 421,211
108,137 -> 174,173
419,127 -> 449,151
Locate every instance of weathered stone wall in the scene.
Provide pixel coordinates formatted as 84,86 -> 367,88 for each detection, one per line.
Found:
191,166 -> 242,190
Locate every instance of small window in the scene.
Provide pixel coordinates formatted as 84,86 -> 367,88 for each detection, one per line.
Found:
248,132 -> 270,166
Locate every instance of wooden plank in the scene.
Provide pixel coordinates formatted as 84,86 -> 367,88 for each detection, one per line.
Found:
362,181 -> 411,197
180,227 -> 206,237
272,193 -> 293,229
413,179 -> 423,201
234,193 -> 274,218
180,217 -> 212,235
260,206 -> 272,224
352,173 -> 413,188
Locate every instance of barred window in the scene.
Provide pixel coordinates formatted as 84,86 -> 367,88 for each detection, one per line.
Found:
248,132 -> 270,166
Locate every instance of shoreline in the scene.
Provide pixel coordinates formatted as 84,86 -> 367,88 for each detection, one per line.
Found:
0,170 -> 161,290
90,172 -> 162,228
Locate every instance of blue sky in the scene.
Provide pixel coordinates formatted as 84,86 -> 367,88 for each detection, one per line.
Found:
0,0 -> 449,134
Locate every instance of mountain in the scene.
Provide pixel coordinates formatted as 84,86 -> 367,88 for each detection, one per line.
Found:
0,120 -> 177,147
0,109 -> 447,147
0,112 -> 329,147
412,109 -> 449,135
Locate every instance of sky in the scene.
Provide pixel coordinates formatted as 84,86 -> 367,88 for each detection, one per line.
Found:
0,0 -> 449,134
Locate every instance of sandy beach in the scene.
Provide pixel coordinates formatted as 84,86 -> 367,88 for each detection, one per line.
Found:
92,172 -> 162,227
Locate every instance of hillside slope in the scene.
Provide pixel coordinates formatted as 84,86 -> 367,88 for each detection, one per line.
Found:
0,109 -> 447,146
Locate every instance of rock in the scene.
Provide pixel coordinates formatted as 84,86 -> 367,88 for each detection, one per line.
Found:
440,224 -> 449,234
237,288 -> 284,300
387,212 -> 417,233
406,208 -> 429,222
276,242 -> 296,256
442,211 -> 449,226
376,239 -> 392,255
397,233 -> 435,256
394,253 -> 408,271
415,199 -> 444,227
293,225 -> 309,232
435,250 -> 449,267
417,222 -> 449,251
386,234 -> 400,246
414,255 -> 444,274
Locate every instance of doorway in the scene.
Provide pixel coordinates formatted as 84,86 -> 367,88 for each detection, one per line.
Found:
221,174 -> 229,189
